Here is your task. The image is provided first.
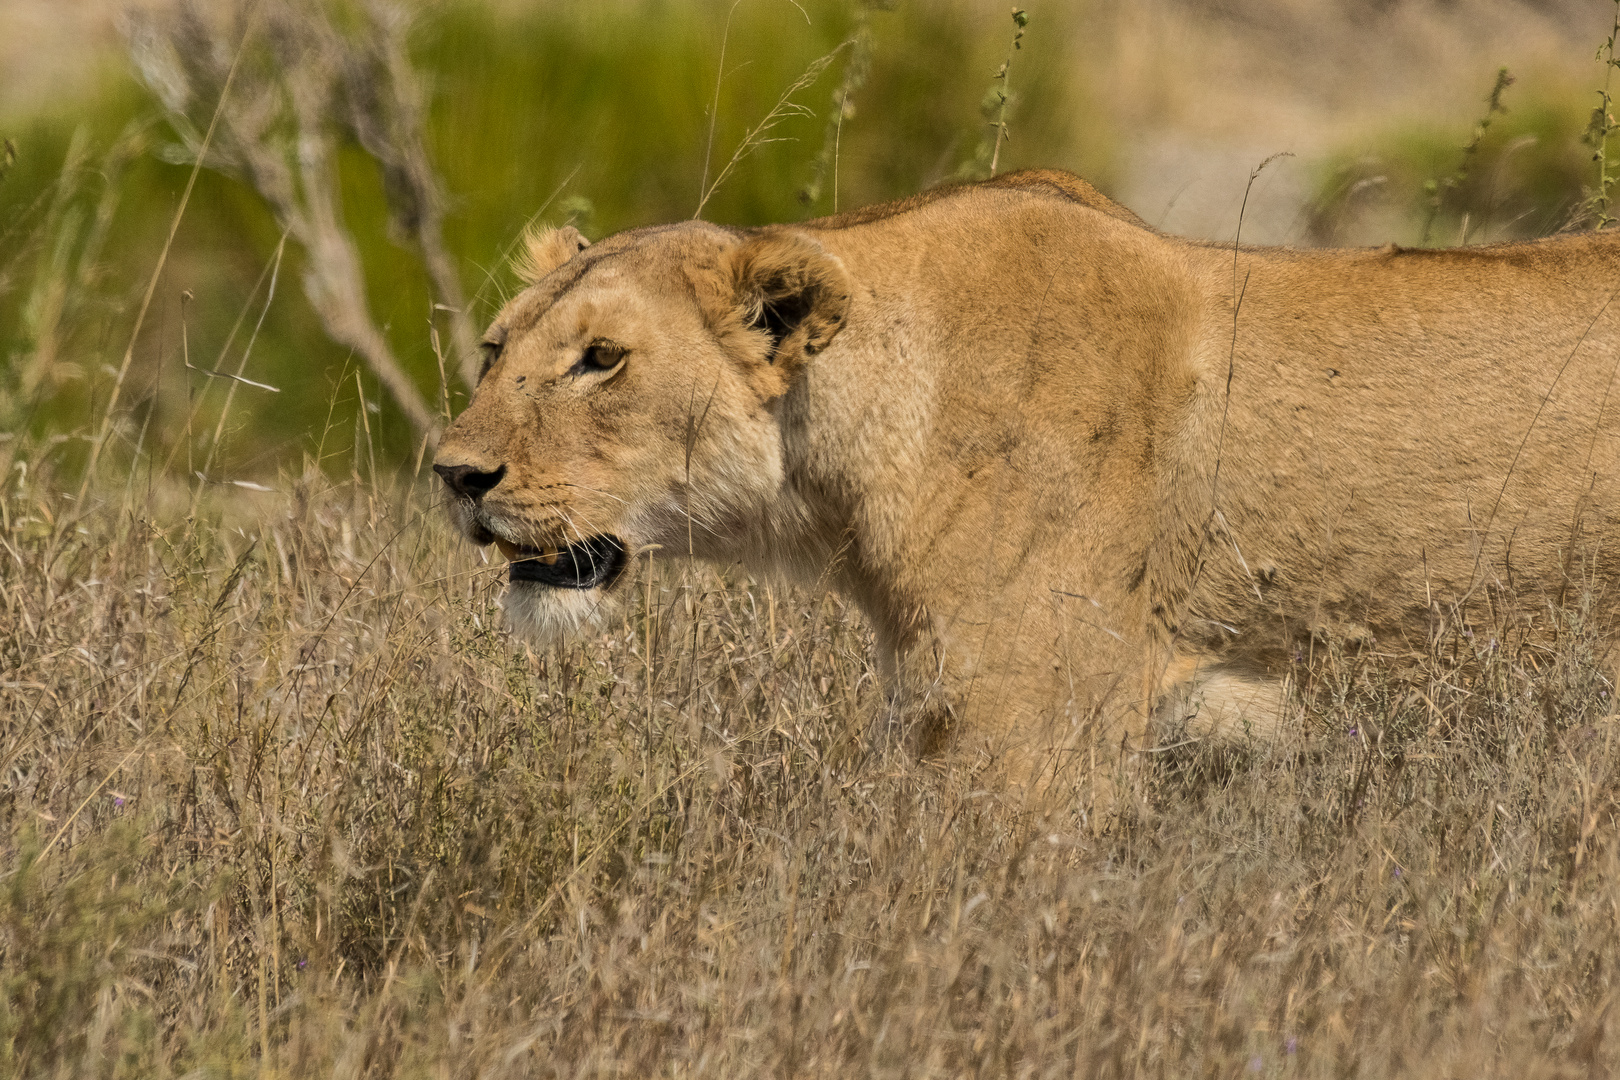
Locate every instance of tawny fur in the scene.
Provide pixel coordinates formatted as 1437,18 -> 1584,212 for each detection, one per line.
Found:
437,170 -> 1620,789
512,224 -> 589,286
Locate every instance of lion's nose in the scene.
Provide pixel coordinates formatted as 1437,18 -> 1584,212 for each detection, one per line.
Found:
433,462 -> 507,499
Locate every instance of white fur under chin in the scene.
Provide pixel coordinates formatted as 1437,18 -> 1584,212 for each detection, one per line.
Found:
500,581 -> 621,644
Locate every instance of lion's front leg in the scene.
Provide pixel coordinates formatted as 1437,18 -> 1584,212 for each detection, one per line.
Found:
887,620 -> 1160,814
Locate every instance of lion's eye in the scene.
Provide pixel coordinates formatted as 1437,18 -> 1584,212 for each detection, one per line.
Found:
578,342 -> 626,374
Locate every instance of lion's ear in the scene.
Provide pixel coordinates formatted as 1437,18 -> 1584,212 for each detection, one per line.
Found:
512,225 -> 590,285
723,229 -> 850,372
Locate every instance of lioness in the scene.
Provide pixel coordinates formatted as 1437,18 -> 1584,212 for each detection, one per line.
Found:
435,169 -> 1620,786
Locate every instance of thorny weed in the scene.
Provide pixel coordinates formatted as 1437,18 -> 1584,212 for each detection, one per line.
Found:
1587,0 -> 1620,229
958,7 -> 1030,182
1422,66 -> 1515,245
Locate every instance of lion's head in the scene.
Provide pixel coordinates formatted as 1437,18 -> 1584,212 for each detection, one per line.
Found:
433,221 -> 851,639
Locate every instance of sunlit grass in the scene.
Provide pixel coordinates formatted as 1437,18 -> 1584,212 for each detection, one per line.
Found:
2,449 -> 1618,1076
5,2 -> 1620,1075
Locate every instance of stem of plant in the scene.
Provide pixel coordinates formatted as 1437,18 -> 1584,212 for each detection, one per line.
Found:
1596,0 -> 1620,227
989,9 -> 1029,178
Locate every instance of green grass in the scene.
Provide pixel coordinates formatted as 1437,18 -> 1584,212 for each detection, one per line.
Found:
1308,90 -> 1595,247
0,0 -> 1108,477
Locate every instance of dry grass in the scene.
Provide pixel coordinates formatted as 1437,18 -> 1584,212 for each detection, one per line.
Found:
3,450 -> 1619,1077
5,5 -> 1620,1072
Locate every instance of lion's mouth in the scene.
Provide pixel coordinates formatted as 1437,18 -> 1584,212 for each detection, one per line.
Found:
495,535 -> 627,590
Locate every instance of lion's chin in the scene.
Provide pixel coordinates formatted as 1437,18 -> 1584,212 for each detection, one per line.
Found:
486,533 -> 630,644
499,580 -> 622,644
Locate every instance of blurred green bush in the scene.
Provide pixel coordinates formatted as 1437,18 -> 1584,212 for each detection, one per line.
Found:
1308,87 -> 1594,247
0,1 -> 1108,478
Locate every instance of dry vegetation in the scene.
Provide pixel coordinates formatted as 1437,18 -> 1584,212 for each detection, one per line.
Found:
3,452 -> 1620,1076
6,0 -> 1620,1075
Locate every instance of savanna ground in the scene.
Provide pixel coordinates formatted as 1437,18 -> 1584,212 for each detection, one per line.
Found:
6,0 -> 1620,1076
7,459 -> 1620,1077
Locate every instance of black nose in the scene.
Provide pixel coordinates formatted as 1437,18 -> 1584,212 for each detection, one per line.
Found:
434,462 -> 506,499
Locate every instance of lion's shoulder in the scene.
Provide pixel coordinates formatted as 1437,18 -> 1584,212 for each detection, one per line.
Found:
976,169 -> 1151,228
803,169 -> 1148,232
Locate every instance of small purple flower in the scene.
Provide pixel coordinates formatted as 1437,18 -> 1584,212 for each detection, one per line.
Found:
1286,1037 -> 1298,1055
113,797 -> 125,808
1347,726 -> 1358,738
1392,866 -> 1402,879
297,958 -> 307,970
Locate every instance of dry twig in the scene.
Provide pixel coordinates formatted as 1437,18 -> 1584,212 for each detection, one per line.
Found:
127,0 -> 476,439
